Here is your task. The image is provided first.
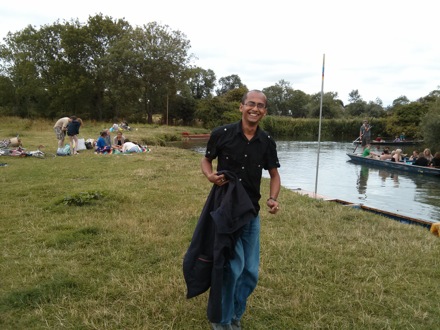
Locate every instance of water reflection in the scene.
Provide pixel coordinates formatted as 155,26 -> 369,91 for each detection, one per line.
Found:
390,173 -> 400,187
378,169 -> 389,184
376,168 -> 400,187
357,166 -> 369,198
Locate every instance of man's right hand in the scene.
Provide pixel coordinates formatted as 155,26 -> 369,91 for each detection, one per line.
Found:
208,173 -> 228,186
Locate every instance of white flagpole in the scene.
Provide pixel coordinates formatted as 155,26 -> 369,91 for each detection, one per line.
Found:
314,54 -> 325,195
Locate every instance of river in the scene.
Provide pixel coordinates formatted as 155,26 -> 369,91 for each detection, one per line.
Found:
182,140 -> 440,223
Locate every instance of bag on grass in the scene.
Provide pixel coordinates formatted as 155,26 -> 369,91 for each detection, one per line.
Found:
77,138 -> 86,150
57,144 -> 71,156
85,139 -> 95,149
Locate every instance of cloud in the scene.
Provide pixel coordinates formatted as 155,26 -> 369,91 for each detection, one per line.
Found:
1,0 -> 439,107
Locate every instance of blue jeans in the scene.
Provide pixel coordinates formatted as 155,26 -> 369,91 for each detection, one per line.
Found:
220,215 -> 260,324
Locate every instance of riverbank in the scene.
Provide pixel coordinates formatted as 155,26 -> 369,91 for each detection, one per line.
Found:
1,118 -> 439,329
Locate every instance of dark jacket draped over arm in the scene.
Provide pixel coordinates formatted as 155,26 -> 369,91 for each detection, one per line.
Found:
182,170 -> 256,322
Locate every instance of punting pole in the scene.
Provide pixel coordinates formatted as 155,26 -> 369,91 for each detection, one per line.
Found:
314,54 -> 325,196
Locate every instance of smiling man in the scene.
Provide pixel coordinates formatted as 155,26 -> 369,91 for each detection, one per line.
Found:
184,90 -> 281,330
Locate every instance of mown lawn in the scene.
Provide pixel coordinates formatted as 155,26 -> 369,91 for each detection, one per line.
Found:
1,118 -> 439,329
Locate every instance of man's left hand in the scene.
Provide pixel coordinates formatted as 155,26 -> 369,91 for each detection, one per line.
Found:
267,199 -> 279,214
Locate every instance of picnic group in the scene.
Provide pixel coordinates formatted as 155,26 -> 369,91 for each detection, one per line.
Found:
53,116 -> 148,156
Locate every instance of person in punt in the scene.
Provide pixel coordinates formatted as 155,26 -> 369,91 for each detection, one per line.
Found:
380,147 -> 392,160
429,152 -> 440,168
423,148 -> 433,163
359,119 -> 372,149
391,149 -> 405,162
374,135 -> 384,142
414,152 -> 429,166
362,144 -> 380,159
361,144 -> 371,157
409,150 -> 419,163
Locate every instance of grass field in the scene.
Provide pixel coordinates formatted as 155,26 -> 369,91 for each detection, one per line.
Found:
1,117 -> 439,329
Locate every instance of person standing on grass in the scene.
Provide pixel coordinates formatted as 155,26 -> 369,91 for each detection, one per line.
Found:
53,116 -> 72,148
183,90 -> 281,330
66,116 -> 82,155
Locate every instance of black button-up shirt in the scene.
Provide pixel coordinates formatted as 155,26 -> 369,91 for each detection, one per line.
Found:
204,120 -> 280,212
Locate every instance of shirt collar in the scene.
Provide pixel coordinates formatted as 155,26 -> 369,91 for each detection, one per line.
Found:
236,120 -> 262,141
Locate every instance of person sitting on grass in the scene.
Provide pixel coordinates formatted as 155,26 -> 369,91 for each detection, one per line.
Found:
95,131 -> 112,154
112,131 -> 126,151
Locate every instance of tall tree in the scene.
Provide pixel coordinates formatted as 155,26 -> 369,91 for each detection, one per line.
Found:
216,74 -> 245,96
0,25 -> 47,117
307,92 -> 344,119
346,89 -> 367,117
185,66 -> 216,99
420,94 -> 440,150
0,75 -> 14,111
286,90 -> 310,118
364,99 -> 385,119
386,101 -> 429,138
392,95 -> 410,106
263,80 -> 304,116
263,83 -> 285,115
81,14 -> 132,120
129,22 -> 191,124
348,89 -> 362,103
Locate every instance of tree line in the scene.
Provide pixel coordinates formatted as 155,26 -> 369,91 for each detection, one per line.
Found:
0,14 -> 439,149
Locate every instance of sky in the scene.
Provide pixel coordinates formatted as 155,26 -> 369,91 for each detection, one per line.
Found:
1,0 -> 439,107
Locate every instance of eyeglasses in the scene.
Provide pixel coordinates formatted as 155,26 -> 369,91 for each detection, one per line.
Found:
244,101 -> 266,110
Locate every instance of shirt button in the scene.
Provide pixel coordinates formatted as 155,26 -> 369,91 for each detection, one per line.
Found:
244,154 -> 247,157
242,166 -> 245,169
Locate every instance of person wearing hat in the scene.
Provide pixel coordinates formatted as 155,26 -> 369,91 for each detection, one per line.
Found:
359,120 -> 371,149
